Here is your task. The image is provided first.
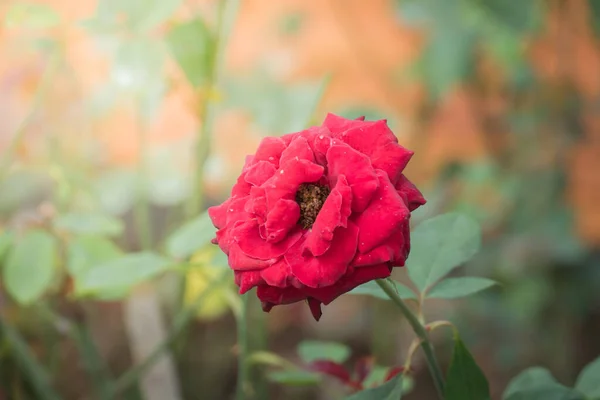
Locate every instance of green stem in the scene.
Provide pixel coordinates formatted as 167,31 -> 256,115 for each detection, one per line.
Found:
134,103 -> 152,250
0,315 -> 63,400
71,324 -> 114,400
111,270 -> 229,396
375,279 -> 445,399
236,293 -> 250,400
186,0 -> 240,218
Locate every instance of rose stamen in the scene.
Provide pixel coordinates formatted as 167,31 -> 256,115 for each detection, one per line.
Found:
295,183 -> 330,229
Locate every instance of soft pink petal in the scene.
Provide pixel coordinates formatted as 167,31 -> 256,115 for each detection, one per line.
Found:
235,270 -> 265,294
228,242 -> 277,270
322,113 -> 367,134
253,137 -> 287,167
280,136 -> 315,166
263,159 -> 324,208
260,259 -> 292,287
257,285 -> 306,306
352,228 -> 406,267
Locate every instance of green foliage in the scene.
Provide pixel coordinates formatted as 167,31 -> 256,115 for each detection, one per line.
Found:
0,231 -> 13,261
4,2 -> 61,29
166,18 -> 215,88
502,368 -> 584,400
444,335 -> 490,400
426,277 -> 497,299
349,280 -> 416,300
222,73 -> 328,134
406,213 -> 481,292
575,356 -> 600,398
267,370 -> 321,386
3,230 -> 57,305
54,212 -> 124,237
0,170 -> 51,215
74,251 -> 172,296
345,373 -> 404,400
84,0 -> 182,32
166,211 -> 215,259
66,235 -> 123,277
297,341 -> 351,364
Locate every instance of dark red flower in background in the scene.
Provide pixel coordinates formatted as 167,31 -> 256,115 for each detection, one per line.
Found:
208,114 -> 425,320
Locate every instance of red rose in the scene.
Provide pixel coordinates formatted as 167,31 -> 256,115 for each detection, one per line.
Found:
208,114 -> 425,320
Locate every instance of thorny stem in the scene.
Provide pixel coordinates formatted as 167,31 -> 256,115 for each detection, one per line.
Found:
376,279 -> 445,399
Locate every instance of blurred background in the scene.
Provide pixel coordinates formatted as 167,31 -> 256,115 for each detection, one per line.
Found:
1,0 -> 600,399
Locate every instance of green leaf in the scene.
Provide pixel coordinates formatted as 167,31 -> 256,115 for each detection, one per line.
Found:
93,169 -> 137,215
87,0 -> 182,32
166,18 -> 214,87
590,0 -> 600,36
0,231 -> 14,261
66,235 -> 122,277
346,373 -> 404,400
0,170 -> 51,215
406,213 -> 481,292
297,341 -> 351,364
475,0 -> 538,33
4,3 -> 61,29
267,370 -> 321,386
575,356 -> 600,398
503,367 -> 583,400
75,252 -> 172,296
426,277 -> 497,299
444,336 -> 490,400
166,211 -> 216,259
348,280 -> 416,300
54,212 -> 124,237
3,230 -> 57,305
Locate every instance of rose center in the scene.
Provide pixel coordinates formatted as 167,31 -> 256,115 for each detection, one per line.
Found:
295,183 -> 330,229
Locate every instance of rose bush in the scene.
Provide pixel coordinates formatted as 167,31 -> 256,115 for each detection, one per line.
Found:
208,114 -> 425,320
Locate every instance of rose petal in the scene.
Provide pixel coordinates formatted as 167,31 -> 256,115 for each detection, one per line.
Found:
263,159 -> 324,208
337,120 -> 413,184
303,263 -> 391,304
229,242 -> 277,270
264,199 -> 301,243
235,220 -> 303,260
395,174 -> 426,211
257,285 -> 306,306
322,113 -> 367,134
244,160 -> 277,186
304,175 -> 352,256
287,222 -> 359,288
260,259 -> 291,287
253,137 -> 287,167
245,187 -> 267,223
326,143 -> 379,212
354,170 -> 410,253
280,136 -> 315,166
352,228 -> 406,267
235,270 -> 265,294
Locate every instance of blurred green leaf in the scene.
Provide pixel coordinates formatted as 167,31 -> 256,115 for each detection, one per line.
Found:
166,211 -> 215,259
445,335 -> 490,400
223,73 -> 328,133
474,0 -> 538,33
94,169 -> 137,215
0,170 -> 51,214
4,3 -> 61,29
4,230 -> 57,305
279,12 -> 304,35
166,17 -> 214,88
267,370 -> 321,386
297,341 -> 351,364
75,252 -> 172,296
575,356 -> 600,398
54,212 -> 124,237
348,280 -> 416,300
503,367 -> 583,400
590,0 -> 600,36
426,277 -> 497,299
66,235 -> 122,277
346,373 -> 403,400
0,231 -> 14,261
406,213 -> 481,292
